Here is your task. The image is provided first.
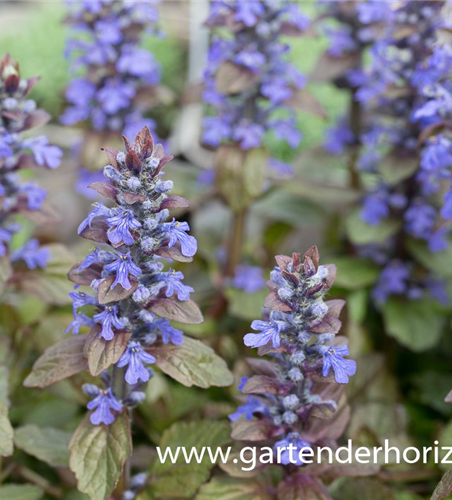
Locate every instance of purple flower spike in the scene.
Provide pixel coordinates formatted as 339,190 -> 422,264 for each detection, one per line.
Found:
87,388 -> 122,426
67,128 -> 201,419
117,341 -> 156,385
105,252 -> 142,290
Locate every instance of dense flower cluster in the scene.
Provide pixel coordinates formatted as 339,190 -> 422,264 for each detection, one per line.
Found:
321,0 -> 388,156
203,0 -> 308,175
348,2 -> 448,303
62,0 -> 161,139
66,127 -> 202,425
230,247 -> 355,472
0,54 -> 62,266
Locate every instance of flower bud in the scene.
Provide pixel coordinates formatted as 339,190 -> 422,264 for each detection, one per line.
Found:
104,165 -> 122,183
283,394 -> 300,410
282,411 -> 298,425
127,177 -> 141,190
82,384 -> 99,397
132,285 -> 151,303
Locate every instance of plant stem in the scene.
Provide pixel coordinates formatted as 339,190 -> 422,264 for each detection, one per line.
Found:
348,88 -> 362,190
17,465 -> 63,498
225,208 -> 247,277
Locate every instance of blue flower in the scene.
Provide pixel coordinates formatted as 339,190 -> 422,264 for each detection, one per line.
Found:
104,252 -> 142,290
10,239 -> 50,270
274,433 -> 312,466
149,318 -> 183,345
233,264 -> 265,294
361,189 -> 390,225
64,313 -> 95,335
229,396 -> 269,422
160,219 -> 197,257
93,306 -> 126,341
321,345 -> 357,384
372,261 -> 410,304
107,210 -> 142,246
232,122 -> 265,150
78,203 -> 111,234
117,341 -> 156,385
244,315 -> 289,349
25,136 -> 62,169
87,388 -> 122,425
20,183 -> 47,211
157,270 -> 194,301
234,1 -> 264,27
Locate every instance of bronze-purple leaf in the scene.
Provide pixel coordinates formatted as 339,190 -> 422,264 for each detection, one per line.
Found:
84,325 -> 131,376
88,182 -> 118,201
23,109 -> 51,130
231,420 -> 273,442
160,195 -> 190,210
133,126 -> 154,159
148,298 -> 203,324
246,358 -> 277,378
309,315 -> 342,335
125,150 -> 142,173
101,146 -> 120,169
97,275 -> 138,305
277,474 -> 333,500
155,245 -> 193,263
275,254 -> 292,272
80,219 -> 109,244
122,192 -> 147,205
325,299 -> 346,319
68,262 -> 103,286
242,375 -> 292,395
264,291 -> 292,312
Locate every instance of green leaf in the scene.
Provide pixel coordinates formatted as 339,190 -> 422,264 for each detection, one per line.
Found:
0,485 -> 43,500
150,420 -> 231,498
0,401 -> 13,457
333,257 -> 379,290
24,335 -> 88,388
379,154 -> 418,186
215,146 -> 267,211
252,190 -> 324,226
16,244 -> 76,305
14,425 -> 72,467
69,413 -> 132,500
0,365 -> 10,406
0,256 -> 12,296
152,337 -> 234,388
346,209 -> 401,245
195,477 -> 269,500
382,298 -> 444,352
407,239 -> 452,277
226,288 -> 267,321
